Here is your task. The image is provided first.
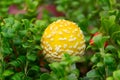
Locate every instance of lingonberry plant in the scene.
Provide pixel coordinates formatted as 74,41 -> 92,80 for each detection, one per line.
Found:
0,0 -> 120,80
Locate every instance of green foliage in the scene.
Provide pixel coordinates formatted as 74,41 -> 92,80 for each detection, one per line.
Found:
40,54 -> 80,80
113,70 -> 120,80
0,17 -> 44,80
3,70 -> 14,77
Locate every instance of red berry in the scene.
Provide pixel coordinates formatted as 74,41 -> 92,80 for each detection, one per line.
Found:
92,32 -> 100,37
89,39 -> 94,45
104,42 -> 108,48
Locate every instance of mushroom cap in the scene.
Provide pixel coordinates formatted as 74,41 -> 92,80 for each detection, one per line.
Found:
41,20 -> 86,62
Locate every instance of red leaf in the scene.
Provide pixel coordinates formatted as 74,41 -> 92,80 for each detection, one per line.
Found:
37,4 -> 65,19
8,5 -> 26,15
45,5 -> 65,17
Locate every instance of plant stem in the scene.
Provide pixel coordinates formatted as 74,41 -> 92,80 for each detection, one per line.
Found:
99,47 -> 110,78
99,47 -> 106,79
70,63 -> 76,70
24,60 -> 29,76
99,47 -> 105,57
24,51 -> 29,79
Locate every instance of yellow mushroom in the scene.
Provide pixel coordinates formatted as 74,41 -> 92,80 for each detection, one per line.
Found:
41,19 -> 86,62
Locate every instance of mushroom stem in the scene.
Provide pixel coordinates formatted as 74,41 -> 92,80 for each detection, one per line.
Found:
71,63 -> 76,70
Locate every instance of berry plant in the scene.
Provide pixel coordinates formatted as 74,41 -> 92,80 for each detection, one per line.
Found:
0,0 -> 120,80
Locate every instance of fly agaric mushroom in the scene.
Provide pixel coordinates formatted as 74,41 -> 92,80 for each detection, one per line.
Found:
41,20 -> 86,62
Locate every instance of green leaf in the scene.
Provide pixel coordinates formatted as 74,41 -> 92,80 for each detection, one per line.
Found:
105,45 -> 116,52
109,0 -> 116,6
67,73 -> 78,80
34,45 -> 42,50
93,35 -> 109,48
90,28 -> 99,34
109,15 -> 116,26
86,69 -> 101,78
9,60 -> 21,67
103,54 -> 115,65
56,5 -> 64,12
19,30 -> 27,37
22,43 -> 30,48
22,19 -> 31,29
25,0 -> 38,12
3,47 -> 12,55
2,28 -> 15,38
106,77 -> 114,80
13,37 -> 22,45
117,40 -> 120,46
62,53 -> 80,64
71,1 -> 79,7
30,65 -> 40,72
13,20 -> 22,30
113,70 -> 120,80
118,50 -> 120,59
91,53 -> 101,63
9,56 -> 26,67
11,72 -> 24,80
27,53 -> 37,61
49,62 -> 64,77
4,17 -> 14,26
3,70 -> 14,77
96,62 -> 104,67
112,31 -> 120,42
17,56 -> 26,64
40,73 -> 51,80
